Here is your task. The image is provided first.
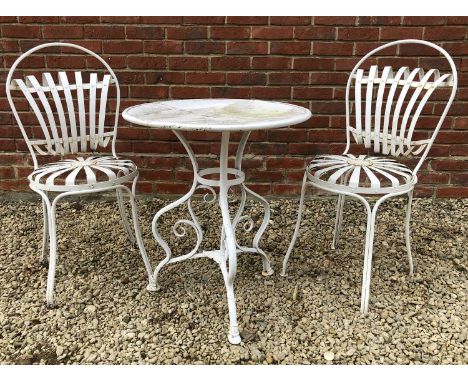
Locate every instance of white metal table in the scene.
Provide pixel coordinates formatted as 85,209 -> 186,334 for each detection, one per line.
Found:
123,99 -> 311,344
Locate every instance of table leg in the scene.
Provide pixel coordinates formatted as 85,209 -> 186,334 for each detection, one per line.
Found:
151,130 -> 201,290
233,132 -> 273,276
219,131 -> 241,344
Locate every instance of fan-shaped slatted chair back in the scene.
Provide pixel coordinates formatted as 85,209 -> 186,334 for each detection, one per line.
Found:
344,39 -> 457,174
5,42 -> 121,168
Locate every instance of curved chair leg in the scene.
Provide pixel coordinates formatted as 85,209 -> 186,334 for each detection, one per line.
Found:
45,197 -> 58,307
360,194 -> 396,314
281,173 -> 309,276
360,198 -> 375,314
116,187 -> 136,247
405,190 -> 414,275
41,195 -> 49,267
119,184 -> 155,290
332,194 -> 345,250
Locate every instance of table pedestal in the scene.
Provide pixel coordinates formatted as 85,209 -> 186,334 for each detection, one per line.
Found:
147,130 -> 273,344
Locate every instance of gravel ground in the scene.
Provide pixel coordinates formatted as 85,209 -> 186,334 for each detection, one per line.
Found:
0,196 -> 466,365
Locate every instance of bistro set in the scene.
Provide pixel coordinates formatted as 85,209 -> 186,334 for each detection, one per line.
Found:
5,39 -> 457,344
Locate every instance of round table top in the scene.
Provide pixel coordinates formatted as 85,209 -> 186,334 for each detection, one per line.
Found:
122,99 -> 312,132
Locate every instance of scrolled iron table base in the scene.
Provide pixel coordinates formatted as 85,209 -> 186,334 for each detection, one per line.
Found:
148,130 -> 273,344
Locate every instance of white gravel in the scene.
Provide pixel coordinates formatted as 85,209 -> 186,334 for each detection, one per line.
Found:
0,196 -> 466,364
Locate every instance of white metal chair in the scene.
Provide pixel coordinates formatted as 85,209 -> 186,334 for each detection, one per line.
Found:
6,42 -> 155,306
282,39 -> 457,313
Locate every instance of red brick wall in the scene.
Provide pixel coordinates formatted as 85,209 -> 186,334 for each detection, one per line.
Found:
1,16 -> 467,198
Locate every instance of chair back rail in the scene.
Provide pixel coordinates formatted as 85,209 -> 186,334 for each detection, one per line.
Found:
5,42 -> 121,168
344,39 -> 457,175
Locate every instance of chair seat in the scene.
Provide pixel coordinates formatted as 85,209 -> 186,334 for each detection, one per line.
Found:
28,156 -> 138,192
306,154 -> 415,195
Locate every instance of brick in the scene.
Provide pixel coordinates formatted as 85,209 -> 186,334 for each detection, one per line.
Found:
167,26 -> 207,40
168,57 -> 208,70
270,41 -> 310,55
273,184 -> 302,196
431,159 -> 468,171
170,86 -> 210,99
355,43 -> 397,56
226,17 -> 268,25
139,169 -> 173,181
451,173 -> 468,185
84,25 -> 125,39
0,17 -> 18,23
451,145 -> 468,156
226,72 -> 266,85
211,56 -> 251,70
442,42 -> 468,56
424,27 -> 467,40
358,16 -> 401,25
127,56 -> 166,69
126,26 -> 164,39
140,16 -> 183,24
100,16 -> 141,24
0,167 -> 14,179
314,42 -> 353,56
380,27 -> 423,40
129,86 -> 168,99
46,55 -> 86,69
0,40 -> 19,52
185,41 -> 225,54
269,129 -> 308,142
252,27 -> 293,40
187,72 -> 226,85
437,131 -> 468,144
436,187 -> 468,198
314,17 -> 356,26
19,16 -> 59,23
156,182 -> 190,195
269,72 -> 309,85
4,55 -> 45,68
2,25 -> 41,38
265,157 -> 305,169
226,41 -> 268,55
293,87 -> 334,100
414,185 -> 434,197
251,87 -> 291,99
311,101 -> 345,114
454,118 -> 468,130
0,139 -> 16,151
446,16 -> 468,25
418,172 -> 450,184
146,71 -> 185,85
246,170 -> 283,182
270,17 -> 311,25
42,25 -> 84,39
250,142 -> 288,155
310,72 -> 348,85
294,57 -> 335,71
61,16 -> 100,24
103,41 -> 143,54
211,87 -> 251,98
295,26 -> 336,40
252,57 -> 292,70
117,127 -> 148,140
210,26 -> 250,40
403,16 -> 445,26
144,41 -> 184,54
289,143 -> 329,155
183,16 -> 226,25
338,27 -> 379,40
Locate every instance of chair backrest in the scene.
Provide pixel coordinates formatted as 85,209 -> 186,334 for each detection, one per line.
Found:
344,39 -> 457,174
5,42 -> 121,168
